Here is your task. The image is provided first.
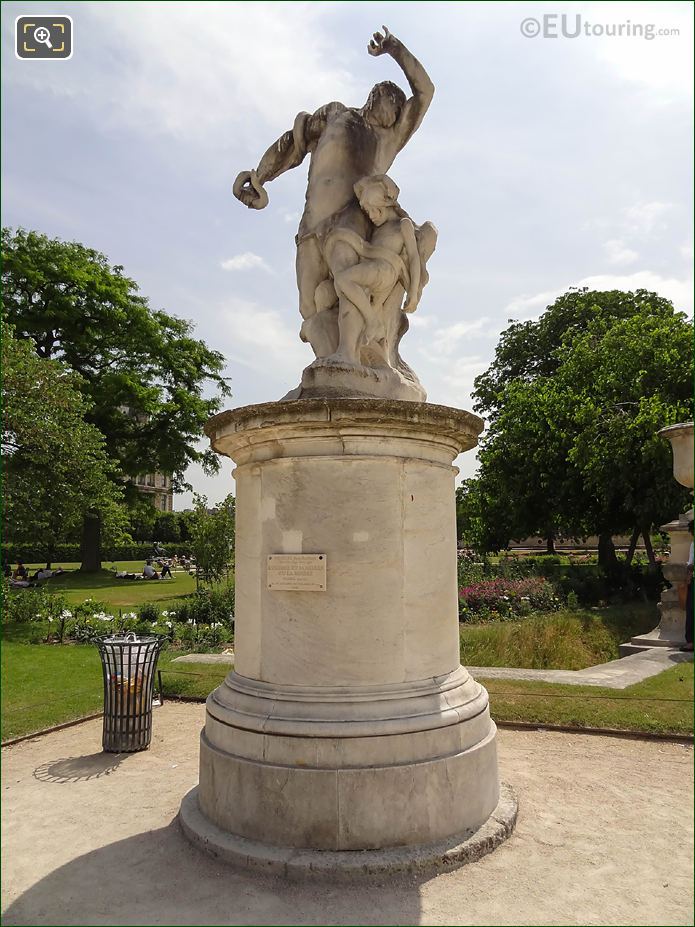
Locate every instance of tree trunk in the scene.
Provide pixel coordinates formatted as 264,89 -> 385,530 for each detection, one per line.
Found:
625,526 -> 640,566
597,532 -> 618,573
80,511 -> 102,572
546,534 -> 556,555
642,530 -> 657,567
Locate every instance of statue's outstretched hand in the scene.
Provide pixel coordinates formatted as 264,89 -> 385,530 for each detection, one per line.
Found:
233,170 -> 269,210
368,25 -> 398,57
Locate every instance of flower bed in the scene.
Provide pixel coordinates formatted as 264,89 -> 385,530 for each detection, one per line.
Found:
2,581 -> 234,651
459,576 -> 560,621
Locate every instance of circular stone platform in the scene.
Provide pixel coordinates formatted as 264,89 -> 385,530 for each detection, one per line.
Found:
179,782 -> 518,877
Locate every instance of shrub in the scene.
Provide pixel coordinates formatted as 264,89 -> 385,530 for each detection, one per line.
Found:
3,583 -> 49,624
172,585 -> 234,629
1,542 -> 193,564
138,602 -> 160,624
459,577 -> 560,621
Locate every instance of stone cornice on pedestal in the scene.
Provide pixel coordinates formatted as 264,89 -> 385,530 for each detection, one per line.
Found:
205,398 -> 484,466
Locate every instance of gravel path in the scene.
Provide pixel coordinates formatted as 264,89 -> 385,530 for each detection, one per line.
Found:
2,703 -> 692,926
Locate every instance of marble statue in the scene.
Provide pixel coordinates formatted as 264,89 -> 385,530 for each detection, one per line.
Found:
233,27 -> 436,401
182,26 -> 514,871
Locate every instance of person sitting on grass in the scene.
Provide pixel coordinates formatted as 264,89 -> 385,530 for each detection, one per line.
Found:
143,560 -> 160,580
13,561 -> 28,581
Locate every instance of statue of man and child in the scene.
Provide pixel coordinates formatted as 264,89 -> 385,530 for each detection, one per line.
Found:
233,27 -> 436,401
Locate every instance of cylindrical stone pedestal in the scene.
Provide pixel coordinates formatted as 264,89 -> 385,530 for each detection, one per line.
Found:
181,399 -> 516,872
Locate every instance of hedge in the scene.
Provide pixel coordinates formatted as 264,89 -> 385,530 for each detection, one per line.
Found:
2,542 -> 193,565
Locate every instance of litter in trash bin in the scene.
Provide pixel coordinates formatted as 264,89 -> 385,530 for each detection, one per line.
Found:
97,633 -> 164,753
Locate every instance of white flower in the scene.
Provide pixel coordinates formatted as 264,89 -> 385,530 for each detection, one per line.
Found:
47,617 -> 54,623
169,611 -> 176,617
60,609 -> 72,619
165,621 -> 172,629
161,610 -> 169,617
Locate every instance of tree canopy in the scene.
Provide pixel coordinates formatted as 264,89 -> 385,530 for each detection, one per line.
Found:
463,288 -> 693,561
189,494 -> 235,587
2,319 -> 126,565
2,228 -> 231,568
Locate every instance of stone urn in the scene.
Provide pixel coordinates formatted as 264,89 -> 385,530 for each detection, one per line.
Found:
628,422 -> 693,651
659,422 -> 694,492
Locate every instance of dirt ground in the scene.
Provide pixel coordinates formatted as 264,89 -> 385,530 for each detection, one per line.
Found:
2,703 -> 693,926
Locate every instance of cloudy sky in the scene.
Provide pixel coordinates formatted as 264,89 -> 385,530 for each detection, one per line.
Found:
2,1 -> 692,507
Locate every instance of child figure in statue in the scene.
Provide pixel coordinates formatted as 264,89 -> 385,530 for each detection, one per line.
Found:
325,174 -> 437,369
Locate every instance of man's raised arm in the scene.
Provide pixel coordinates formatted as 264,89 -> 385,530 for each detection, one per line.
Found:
368,26 -> 434,149
233,103 -> 343,210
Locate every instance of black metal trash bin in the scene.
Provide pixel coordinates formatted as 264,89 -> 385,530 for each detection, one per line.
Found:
97,633 -> 164,753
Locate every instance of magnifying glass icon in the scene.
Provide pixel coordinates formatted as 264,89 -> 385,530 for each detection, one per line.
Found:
33,26 -> 53,49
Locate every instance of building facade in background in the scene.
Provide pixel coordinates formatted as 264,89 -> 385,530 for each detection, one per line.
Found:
134,473 -> 174,512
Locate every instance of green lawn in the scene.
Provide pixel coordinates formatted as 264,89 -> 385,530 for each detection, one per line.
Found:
3,634 -> 692,740
2,591 -> 690,741
1,642 -> 227,740
483,663 -> 694,735
22,562 -> 204,608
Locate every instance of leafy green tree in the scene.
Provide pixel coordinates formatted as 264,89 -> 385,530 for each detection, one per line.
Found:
126,496 -> 159,543
558,311 -> 692,562
189,494 -> 235,588
2,320 -> 127,566
471,289 -> 692,565
2,228 -> 230,570
153,512 -> 181,543
474,288 -> 681,423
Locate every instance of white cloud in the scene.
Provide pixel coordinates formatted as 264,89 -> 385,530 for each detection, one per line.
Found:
505,270 -> 693,321
220,252 -> 272,273
603,239 -> 639,265
680,241 -> 694,260
504,289 -> 565,321
576,270 -> 693,314
217,297 -> 312,387
586,1 -> 693,100
623,201 -> 675,236
408,314 -> 432,329
423,355 -> 488,418
3,3 -> 360,145
429,318 -> 490,355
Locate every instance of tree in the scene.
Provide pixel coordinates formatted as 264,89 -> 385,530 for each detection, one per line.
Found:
474,288 -> 681,423
2,228 -> 230,570
153,512 -> 181,543
470,289 -> 692,565
2,319 -> 127,566
189,494 -> 235,588
558,311 -> 692,562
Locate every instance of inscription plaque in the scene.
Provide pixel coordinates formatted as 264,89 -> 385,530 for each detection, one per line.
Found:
267,554 -> 327,591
